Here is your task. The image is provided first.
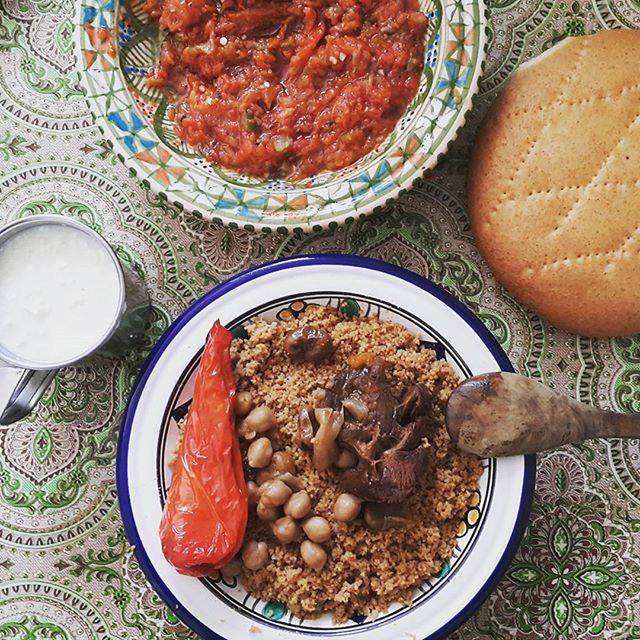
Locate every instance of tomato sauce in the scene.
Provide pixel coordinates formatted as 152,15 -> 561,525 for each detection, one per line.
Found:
145,0 -> 428,179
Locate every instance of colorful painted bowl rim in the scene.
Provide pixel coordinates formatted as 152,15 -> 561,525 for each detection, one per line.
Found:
116,254 -> 535,639
77,0 -> 488,232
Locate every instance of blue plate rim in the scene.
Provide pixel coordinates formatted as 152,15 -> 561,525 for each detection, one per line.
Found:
116,254 -> 536,640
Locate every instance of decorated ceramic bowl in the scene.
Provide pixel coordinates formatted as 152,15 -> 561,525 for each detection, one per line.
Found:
77,0 -> 486,231
118,255 -> 535,640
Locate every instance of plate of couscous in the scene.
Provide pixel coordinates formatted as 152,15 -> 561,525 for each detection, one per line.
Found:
117,255 -> 535,640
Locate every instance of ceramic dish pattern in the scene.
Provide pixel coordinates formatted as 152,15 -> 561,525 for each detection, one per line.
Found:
76,0 -> 487,230
117,256 -> 535,640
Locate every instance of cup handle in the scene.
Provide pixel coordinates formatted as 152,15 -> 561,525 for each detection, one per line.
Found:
0,368 -> 57,425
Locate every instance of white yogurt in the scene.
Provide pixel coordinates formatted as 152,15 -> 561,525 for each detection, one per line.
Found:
0,223 -> 122,366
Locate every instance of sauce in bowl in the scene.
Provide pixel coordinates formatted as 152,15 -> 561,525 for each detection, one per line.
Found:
145,0 -> 428,179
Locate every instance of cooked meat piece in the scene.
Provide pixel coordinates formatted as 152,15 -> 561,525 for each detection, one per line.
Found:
363,501 -> 411,531
340,448 -> 428,502
324,358 -> 384,408
284,326 -> 335,363
326,357 -> 396,426
338,424 -> 374,449
320,358 -> 434,503
381,449 -> 427,494
339,425 -> 378,464
395,384 -> 433,425
384,417 -> 429,452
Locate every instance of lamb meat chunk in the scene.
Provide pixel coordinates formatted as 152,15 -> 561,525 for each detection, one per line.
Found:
326,357 -> 396,426
384,416 -> 429,452
284,326 -> 335,363
395,384 -> 433,425
319,357 -> 434,503
363,501 -> 411,531
378,448 -> 428,499
340,447 -> 428,503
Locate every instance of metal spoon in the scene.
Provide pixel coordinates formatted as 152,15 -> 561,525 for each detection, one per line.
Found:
445,372 -> 640,457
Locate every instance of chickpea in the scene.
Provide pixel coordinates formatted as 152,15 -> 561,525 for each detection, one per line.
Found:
220,557 -> 242,579
256,501 -> 280,522
242,541 -> 269,571
302,516 -> 331,543
260,479 -> 292,508
247,480 -> 260,505
300,540 -> 327,572
333,493 -> 361,522
247,437 -> 273,468
272,515 -> 300,544
244,405 -> 277,434
257,469 -> 274,485
237,421 -> 257,441
271,451 -> 295,474
276,472 -> 302,492
284,491 -> 312,520
334,448 -> 358,469
236,391 -> 254,417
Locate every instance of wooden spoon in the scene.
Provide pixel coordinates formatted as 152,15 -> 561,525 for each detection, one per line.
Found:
445,372 -> 640,457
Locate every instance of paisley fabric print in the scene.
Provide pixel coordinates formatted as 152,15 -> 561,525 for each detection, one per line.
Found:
0,0 -> 639,636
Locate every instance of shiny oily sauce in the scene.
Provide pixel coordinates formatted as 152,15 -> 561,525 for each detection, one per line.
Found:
144,0 -> 428,179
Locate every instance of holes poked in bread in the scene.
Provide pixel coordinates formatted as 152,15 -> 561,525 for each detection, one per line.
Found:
500,82 -> 640,122
536,226 -> 640,273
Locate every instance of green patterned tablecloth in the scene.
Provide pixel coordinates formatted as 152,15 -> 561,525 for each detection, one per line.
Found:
0,1 -> 640,637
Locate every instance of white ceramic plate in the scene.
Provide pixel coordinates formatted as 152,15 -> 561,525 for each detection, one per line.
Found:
118,255 -> 535,640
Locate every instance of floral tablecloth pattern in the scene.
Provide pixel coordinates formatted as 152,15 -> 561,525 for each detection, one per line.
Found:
0,0 -> 639,637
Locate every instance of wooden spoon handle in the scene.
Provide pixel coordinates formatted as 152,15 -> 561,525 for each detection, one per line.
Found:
594,409 -> 640,439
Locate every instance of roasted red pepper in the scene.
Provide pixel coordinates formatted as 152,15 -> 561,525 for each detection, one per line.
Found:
160,321 -> 248,576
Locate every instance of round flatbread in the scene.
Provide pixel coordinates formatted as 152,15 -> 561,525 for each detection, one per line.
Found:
468,30 -> 640,337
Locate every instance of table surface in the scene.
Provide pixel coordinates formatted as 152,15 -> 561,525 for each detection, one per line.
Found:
1,1 -> 640,638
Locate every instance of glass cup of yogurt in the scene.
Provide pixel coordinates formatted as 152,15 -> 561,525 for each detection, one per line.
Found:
0,215 -> 127,424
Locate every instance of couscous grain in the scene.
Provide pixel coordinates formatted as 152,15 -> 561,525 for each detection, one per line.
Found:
231,306 -> 481,622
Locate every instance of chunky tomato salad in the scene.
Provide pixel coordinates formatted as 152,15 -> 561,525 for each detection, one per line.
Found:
145,0 -> 428,179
